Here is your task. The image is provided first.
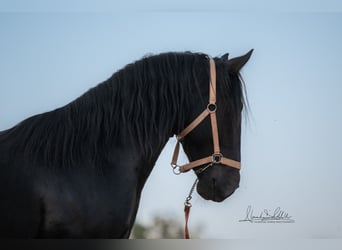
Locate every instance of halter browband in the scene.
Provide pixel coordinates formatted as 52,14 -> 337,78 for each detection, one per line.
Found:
171,58 -> 241,173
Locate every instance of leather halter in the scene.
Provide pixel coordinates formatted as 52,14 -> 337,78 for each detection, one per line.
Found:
171,58 -> 241,173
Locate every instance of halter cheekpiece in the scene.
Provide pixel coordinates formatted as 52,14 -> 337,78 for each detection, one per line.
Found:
171,57 -> 241,174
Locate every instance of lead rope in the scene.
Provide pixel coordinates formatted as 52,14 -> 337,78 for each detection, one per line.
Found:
184,178 -> 198,239
183,162 -> 213,239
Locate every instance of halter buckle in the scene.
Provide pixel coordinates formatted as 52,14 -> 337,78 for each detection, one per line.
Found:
212,153 -> 223,164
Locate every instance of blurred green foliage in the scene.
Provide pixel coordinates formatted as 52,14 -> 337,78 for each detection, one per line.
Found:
130,216 -> 202,239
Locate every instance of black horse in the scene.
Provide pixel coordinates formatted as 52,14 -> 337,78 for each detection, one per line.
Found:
0,50 -> 252,238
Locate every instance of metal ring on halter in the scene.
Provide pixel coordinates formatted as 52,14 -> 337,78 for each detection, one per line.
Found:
212,153 -> 223,164
207,103 -> 217,113
171,163 -> 182,175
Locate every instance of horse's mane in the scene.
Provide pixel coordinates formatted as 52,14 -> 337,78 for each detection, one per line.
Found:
1,52 -> 246,168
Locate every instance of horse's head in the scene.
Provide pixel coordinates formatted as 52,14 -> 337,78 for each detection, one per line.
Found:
180,50 -> 253,202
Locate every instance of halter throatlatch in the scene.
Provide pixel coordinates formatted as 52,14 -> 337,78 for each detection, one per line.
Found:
171,58 -> 241,174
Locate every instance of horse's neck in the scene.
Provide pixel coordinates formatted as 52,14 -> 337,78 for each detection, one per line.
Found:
112,134 -> 171,193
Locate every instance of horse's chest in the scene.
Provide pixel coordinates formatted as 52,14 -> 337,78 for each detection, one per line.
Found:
37,174 -> 138,238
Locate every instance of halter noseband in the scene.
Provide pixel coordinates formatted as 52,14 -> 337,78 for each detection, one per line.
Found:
171,58 -> 241,174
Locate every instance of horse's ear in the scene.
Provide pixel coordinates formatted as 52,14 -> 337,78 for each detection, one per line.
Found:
221,53 -> 229,60
227,49 -> 253,73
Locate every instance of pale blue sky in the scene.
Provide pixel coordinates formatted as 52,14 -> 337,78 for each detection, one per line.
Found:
1,1 -> 342,239
1,0 -> 342,12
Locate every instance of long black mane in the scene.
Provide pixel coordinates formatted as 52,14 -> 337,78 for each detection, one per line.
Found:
0,52 -> 246,169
